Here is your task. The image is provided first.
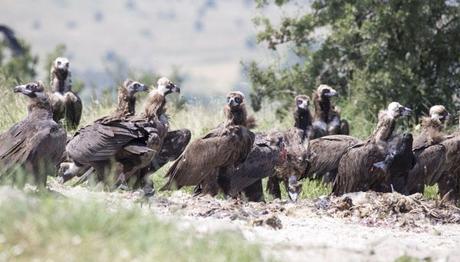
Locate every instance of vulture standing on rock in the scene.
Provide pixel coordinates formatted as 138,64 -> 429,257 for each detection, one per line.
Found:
0,81 -> 66,187
49,57 -> 82,129
64,77 -> 178,195
59,79 -> 149,182
161,91 -> 255,196
406,105 -> 449,194
333,102 -> 412,195
312,84 -> 349,138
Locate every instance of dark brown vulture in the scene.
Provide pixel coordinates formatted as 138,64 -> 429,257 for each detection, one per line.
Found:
306,134 -> 361,183
333,102 -> 412,195
59,79 -> 148,182
49,57 -> 82,129
64,77 -> 178,194
161,91 -> 255,196
293,95 -> 314,141
406,105 -> 449,194
0,81 -> 66,187
438,115 -> 460,202
312,84 -> 349,138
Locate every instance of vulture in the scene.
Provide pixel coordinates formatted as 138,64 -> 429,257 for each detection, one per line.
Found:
49,57 -> 82,129
438,117 -> 460,202
0,81 -> 66,187
263,95 -> 314,201
64,77 -> 178,193
406,105 -> 449,194
312,84 -> 349,138
306,134 -> 361,183
59,79 -> 149,183
333,102 -> 412,195
161,91 -> 255,196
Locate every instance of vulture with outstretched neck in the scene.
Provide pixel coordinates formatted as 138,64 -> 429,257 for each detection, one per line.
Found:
161,91 -> 255,196
406,105 -> 449,194
64,77 -> 177,192
312,84 -> 349,138
0,81 -> 66,187
59,79 -> 148,182
49,57 -> 82,129
333,102 -> 412,195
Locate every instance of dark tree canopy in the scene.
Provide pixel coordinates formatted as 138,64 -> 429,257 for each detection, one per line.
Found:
247,0 -> 460,122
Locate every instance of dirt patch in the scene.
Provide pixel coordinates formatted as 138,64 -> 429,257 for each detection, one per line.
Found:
48,180 -> 460,261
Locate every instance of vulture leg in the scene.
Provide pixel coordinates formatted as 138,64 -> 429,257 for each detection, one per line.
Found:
242,179 -> 265,202
266,176 -> 282,199
340,120 -> 350,135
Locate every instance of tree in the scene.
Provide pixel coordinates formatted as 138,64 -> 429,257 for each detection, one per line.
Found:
247,0 -> 460,124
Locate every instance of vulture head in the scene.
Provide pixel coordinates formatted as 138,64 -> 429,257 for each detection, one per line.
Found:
14,81 -> 50,112
122,79 -> 149,96
226,91 -> 245,111
295,95 -> 310,111
51,57 -> 70,81
156,77 -> 180,95
429,105 -> 449,123
387,102 -> 412,119
317,84 -> 337,100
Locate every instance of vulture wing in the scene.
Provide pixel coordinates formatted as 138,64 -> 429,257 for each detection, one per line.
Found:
307,135 -> 361,179
65,91 -> 82,129
407,144 -> 446,194
162,126 -> 254,190
66,121 -> 145,164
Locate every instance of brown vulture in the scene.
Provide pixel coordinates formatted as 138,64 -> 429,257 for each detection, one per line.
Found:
64,77 -> 178,194
406,105 -> 449,194
333,102 -> 412,195
161,91 -> 255,196
312,84 -> 349,138
438,117 -> 460,202
0,81 -> 66,187
59,79 -> 149,182
306,134 -> 362,183
49,57 -> 82,129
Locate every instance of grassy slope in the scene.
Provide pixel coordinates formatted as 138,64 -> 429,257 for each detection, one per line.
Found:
0,188 -> 263,261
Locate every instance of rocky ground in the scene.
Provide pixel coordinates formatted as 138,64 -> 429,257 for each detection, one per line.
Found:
50,180 -> 460,261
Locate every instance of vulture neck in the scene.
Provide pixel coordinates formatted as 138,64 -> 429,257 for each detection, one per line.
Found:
224,105 -> 247,126
314,93 -> 332,122
115,88 -> 136,117
294,108 -> 313,131
372,111 -> 396,142
28,98 -> 53,119
51,72 -> 69,93
144,91 -> 166,120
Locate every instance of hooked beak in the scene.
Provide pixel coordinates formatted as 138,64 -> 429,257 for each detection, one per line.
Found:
138,84 -> 149,92
297,102 -> 309,110
402,107 -> 412,117
325,89 -> 338,97
13,84 -> 32,96
170,83 -> 180,94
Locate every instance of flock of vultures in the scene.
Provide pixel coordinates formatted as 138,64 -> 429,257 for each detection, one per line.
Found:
2,57 -> 460,205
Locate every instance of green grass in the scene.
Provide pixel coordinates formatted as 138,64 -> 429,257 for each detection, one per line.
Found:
0,188 -> 263,261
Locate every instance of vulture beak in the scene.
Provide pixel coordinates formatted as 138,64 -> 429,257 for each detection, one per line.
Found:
228,97 -> 236,107
287,175 -> 301,202
297,101 -> 309,110
373,161 -> 388,173
169,83 -> 180,94
138,84 -> 149,93
401,107 -> 412,117
325,89 -> 338,97
13,84 -> 32,96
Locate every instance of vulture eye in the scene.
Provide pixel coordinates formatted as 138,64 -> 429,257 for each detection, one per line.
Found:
57,61 -> 61,65
235,97 -> 241,103
133,83 -> 140,89
66,62 -> 69,67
